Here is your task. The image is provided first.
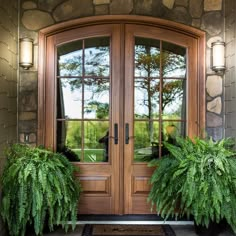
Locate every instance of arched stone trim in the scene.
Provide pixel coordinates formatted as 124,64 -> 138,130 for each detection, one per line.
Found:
39,15 -> 205,37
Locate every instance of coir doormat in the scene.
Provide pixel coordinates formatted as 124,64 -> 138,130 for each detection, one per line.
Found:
82,224 -> 176,236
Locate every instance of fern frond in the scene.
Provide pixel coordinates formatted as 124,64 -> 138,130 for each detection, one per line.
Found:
1,144 -> 82,236
148,136 -> 236,233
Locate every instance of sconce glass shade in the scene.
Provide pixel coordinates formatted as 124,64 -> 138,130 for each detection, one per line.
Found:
211,41 -> 225,72
19,38 -> 33,69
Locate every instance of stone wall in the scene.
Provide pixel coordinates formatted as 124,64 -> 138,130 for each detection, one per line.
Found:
225,0 -> 236,139
19,0 -> 225,142
0,0 -> 18,235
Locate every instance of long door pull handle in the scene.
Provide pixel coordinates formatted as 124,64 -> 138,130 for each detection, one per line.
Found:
114,123 -> 118,144
125,123 -> 129,144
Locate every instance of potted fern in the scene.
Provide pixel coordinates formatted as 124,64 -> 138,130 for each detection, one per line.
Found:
1,144 -> 82,236
148,136 -> 236,236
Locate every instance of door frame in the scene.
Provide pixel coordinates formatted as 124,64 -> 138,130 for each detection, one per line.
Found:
38,15 -> 206,215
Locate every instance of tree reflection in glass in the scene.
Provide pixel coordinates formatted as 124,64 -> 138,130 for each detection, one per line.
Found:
56,37 -> 110,162
134,37 -> 186,162
162,79 -> 185,119
84,78 -> 109,119
58,40 -> 83,76
57,78 -> 82,119
85,38 -> 110,77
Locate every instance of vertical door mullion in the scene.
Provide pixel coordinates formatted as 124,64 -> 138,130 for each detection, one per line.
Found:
124,25 -> 135,214
110,24 -> 123,214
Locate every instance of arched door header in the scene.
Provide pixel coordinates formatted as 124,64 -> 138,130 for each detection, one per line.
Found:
39,15 -> 205,39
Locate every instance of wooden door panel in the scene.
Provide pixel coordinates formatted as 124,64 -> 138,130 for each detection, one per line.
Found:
78,196 -> 112,214
79,176 -> 111,195
129,166 -> 154,213
132,165 -> 154,195
75,164 -> 113,213
132,197 -> 153,214
132,176 -> 151,194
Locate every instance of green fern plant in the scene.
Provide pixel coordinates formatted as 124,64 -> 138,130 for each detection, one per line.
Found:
148,136 -> 236,233
1,144 -> 82,236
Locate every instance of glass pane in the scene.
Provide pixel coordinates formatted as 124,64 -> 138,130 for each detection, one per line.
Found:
84,37 -> 110,76
56,121 -> 110,162
57,40 -> 83,76
84,78 -> 110,119
134,121 -> 159,162
84,121 -> 109,162
162,79 -> 186,120
135,37 -> 160,77
162,41 -> 186,78
135,78 -> 159,119
57,121 -> 81,162
57,78 -> 82,119
161,122 -> 186,156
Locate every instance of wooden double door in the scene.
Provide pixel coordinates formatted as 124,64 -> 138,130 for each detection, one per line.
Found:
42,22 -> 201,215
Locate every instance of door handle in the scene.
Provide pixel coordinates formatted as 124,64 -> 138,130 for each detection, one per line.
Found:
114,123 -> 118,144
125,123 -> 129,144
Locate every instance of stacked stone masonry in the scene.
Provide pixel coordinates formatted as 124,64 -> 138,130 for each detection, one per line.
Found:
0,0 -> 18,235
225,0 -> 236,139
19,0 -> 225,143
206,75 -> 223,139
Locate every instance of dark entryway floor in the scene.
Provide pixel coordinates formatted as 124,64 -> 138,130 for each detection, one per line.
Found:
38,224 -> 236,236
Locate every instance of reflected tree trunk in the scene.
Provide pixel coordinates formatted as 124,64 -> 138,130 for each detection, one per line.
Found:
146,46 -> 154,143
57,79 -> 66,150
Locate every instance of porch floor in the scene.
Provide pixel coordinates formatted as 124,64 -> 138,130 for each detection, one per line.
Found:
38,224 -> 236,236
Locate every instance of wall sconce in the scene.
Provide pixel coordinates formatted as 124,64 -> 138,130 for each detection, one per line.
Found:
19,37 -> 33,70
211,41 -> 225,73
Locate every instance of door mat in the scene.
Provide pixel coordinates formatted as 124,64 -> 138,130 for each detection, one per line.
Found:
82,224 -> 176,236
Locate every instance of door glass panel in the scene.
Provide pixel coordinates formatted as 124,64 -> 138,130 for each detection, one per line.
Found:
162,79 -> 186,120
57,78 -> 82,119
57,121 -> 81,162
135,37 -> 160,77
161,42 -> 186,120
134,37 -> 187,162
162,121 -> 186,142
162,41 -> 186,78
134,37 -> 161,162
57,121 -> 110,162
85,37 -> 110,76
56,37 -> 110,162
84,78 -> 110,119
161,121 -> 186,156
84,121 -> 109,162
57,40 -> 83,76
134,78 -> 159,119
134,121 -> 159,162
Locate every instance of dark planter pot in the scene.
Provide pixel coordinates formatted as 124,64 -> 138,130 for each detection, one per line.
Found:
5,219 -> 61,236
194,219 -> 227,236
25,215 -> 53,236
25,223 -> 51,236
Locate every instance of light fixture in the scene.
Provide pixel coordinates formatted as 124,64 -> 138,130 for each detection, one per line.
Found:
19,37 -> 33,70
211,41 -> 225,73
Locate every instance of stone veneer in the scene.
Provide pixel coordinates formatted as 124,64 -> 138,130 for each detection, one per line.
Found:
19,0 -> 225,143
225,0 -> 236,139
0,0 -> 18,235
